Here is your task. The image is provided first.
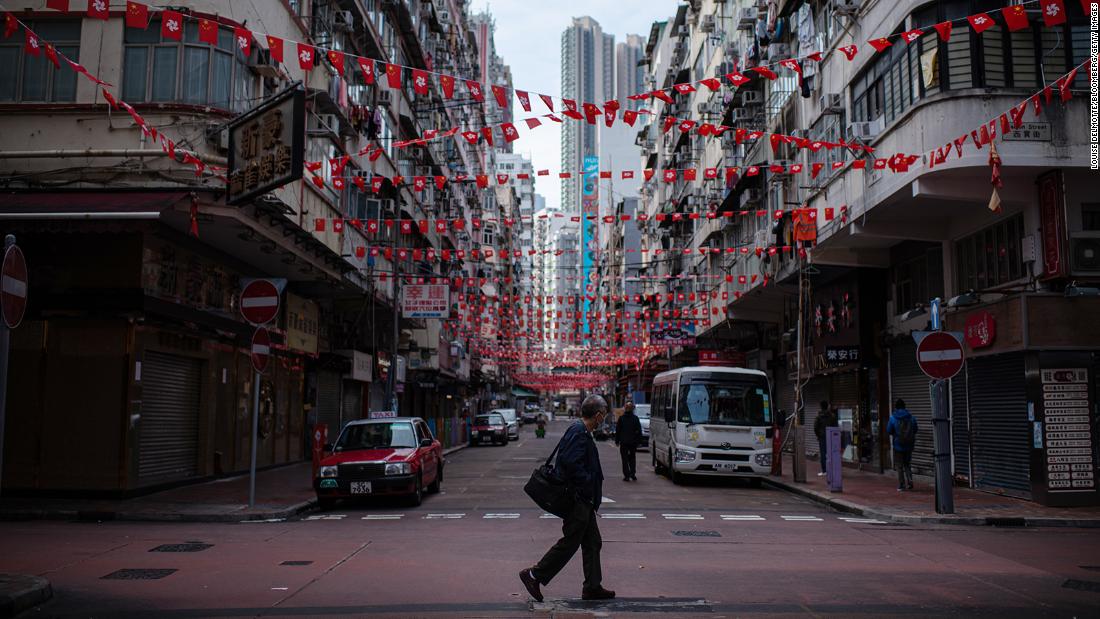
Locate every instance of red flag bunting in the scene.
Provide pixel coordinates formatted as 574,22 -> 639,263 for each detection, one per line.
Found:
327,49 -> 345,75
501,122 -> 520,143
233,27 -> 251,56
46,0 -> 69,11
933,21 -> 953,41
163,11 -> 185,41
539,93 -> 554,111
87,0 -> 109,20
297,43 -> 315,71
838,45 -> 858,60
726,71 -> 751,86
1002,4 -> 1030,31
967,13 -> 995,34
125,2 -> 148,28
266,36 -> 284,63
439,73 -> 454,98
867,37 -> 892,52
466,80 -> 484,101
198,18 -> 218,45
491,84 -> 508,108
1041,0 -> 1067,27
385,63 -> 402,88
516,89 -> 531,111
412,68 -> 429,95
23,29 -> 40,56
751,66 -> 777,80
900,28 -> 923,44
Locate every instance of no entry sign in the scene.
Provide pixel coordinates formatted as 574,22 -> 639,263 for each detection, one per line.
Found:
240,279 -> 279,325
1,244 -> 28,329
916,331 -> 964,380
251,327 -> 271,374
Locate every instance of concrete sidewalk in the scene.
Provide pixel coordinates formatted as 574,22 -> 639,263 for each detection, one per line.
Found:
767,454 -> 1100,527
0,443 -> 468,524
0,574 -> 51,619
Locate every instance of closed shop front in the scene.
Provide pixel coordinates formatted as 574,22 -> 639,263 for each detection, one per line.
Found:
950,370 -> 971,482
966,352 -> 1030,497
889,339 -> 934,476
316,370 -> 342,435
138,351 -> 202,485
342,380 -> 363,424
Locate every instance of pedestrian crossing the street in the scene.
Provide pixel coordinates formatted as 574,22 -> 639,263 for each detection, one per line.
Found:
303,511 -> 894,525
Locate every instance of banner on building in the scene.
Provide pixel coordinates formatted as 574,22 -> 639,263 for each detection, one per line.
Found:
650,324 -> 695,347
285,292 -> 319,354
401,284 -> 450,318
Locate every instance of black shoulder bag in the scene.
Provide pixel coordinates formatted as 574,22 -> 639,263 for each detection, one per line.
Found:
523,435 -> 576,518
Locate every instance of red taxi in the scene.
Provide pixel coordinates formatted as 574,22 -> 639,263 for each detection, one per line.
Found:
314,414 -> 443,509
469,412 -> 509,446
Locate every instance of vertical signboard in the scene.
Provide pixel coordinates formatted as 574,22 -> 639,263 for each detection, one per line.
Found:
1037,170 -> 1067,280
227,87 -> 305,205
1039,367 -> 1096,498
581,155 -> 599,340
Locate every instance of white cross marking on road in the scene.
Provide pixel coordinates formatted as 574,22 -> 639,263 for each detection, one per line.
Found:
721,515 -> 765,520
662,514 -> 704,520
362,514 -> 404,520
781,515 -> 823,521
600,513 -> 645,519
483,513 -> 521,519
425,513 -> 465,519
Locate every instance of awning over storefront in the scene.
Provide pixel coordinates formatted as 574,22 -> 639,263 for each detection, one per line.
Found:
512,386 -> 538,398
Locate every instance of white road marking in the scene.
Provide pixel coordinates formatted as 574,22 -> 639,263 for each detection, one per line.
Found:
662,513 -> 704,520
600,513 -> 645,519
271,587 -> 289,591
540,513 -> 560,519
838,517 -> 888,524
240,518 -> 286,523
305,514 -> 346,520
781,515 -> 823,521
512,457 -> 538,461
601,496 -> 616,503
483,513 -> 521,519
424,513 -> 466,519
720,515 -> 765,521
362,514 -> 404,520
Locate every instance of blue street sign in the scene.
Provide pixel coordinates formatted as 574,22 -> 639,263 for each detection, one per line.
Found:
930,297 -> 941,331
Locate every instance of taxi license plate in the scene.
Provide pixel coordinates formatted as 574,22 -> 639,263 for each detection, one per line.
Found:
350,481 -> 372,494
715,463 -> 737,472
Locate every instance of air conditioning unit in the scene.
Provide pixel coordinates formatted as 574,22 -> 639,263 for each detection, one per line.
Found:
701,15 -> 716,33
741,90 -> 763,105
1070,235 -> 1100,276
832,0 -> 861,16
248,48 -> 280,78
376,90 -> 392,107
437,9 -> 451,24
819,93 -> 843,113
740,188 -> 761,208
334,10 -> 354,31
848,117 -> 883,140
730,108 -> 752,123
696,101 -> 711,116
738,7 -> 758,29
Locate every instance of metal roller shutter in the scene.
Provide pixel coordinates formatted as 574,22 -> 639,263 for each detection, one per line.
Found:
316,370 -> 342,435
889,341 -> 934,476
951,370 -> 971,482
967,353 -> 1030,497
831,371 -> 859,407
803,377 -> 829,457
342,380 -> 362,426
139,351 -> 201,483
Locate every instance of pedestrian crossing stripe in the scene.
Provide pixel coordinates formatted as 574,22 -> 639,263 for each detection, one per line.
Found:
720,515 -> 765,520
483,513 -> 521,519
362,514 -> 404,520
424,513 -> 465,519
600,513 -> 645,519
781,515 -> 823,521
662,514 -> 704,520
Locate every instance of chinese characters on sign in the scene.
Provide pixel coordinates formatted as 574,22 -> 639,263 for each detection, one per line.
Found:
964,310 -> 996,349
401,284 -> 450,318
1002,122 -> 1051,142
1040,368 -> 1096,493
649,325 -> 696,347
227,87 -> 305,205
824,346 -> 861,365
286,292 -> 319,354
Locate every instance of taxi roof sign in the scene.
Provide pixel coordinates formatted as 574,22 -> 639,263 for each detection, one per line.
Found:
368,411 -> 398,419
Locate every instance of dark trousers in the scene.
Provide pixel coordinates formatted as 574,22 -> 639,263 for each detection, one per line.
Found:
894,449 -> 913,488
818,436 -> 828,473
619,444 -> 637,479
532,500 -> 602,590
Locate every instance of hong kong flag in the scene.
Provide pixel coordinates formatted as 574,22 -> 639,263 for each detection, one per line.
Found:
266,36 -> 284,63
125,2 -> 148,29
501,122 -> 519,143
24,30 -> 41,56
1041,0 -> 1066,27
967,13 -> 995,35
465,80 -> 484,102
838,44 -> 858,60
233,27 -> 251,56
1002,4 -> 1030,31
87,0 -> 109,20
412,68 -> 429,95
162,11 -> 185,41
385,63 -> 402,88
297,43 -> 315,71
516,89 -> 531,111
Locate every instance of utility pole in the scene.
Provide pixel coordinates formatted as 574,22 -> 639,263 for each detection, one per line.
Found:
792,262 -> 808,483
388,212 -> 400,414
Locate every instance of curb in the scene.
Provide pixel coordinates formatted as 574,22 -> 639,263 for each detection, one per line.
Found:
0,573 -> 52,619
443,443 -> 468,457
763,477 -> 1100,528
0,498 -> 317,524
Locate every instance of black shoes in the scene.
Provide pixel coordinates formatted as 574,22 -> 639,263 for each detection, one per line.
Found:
582,586 -> 616,600
631,476 -> 638,481
519,569 -> 543,602
623,476 -> 630,481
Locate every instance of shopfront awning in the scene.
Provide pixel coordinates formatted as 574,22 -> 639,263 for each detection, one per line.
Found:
512,386 -> 538,398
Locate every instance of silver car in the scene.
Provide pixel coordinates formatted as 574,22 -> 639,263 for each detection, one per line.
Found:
491,408 -> 519,440
634,404 -> 651,450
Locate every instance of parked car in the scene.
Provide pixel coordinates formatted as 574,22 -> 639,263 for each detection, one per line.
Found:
521,406 -> 539,424
314,415 -> 443,510
634,404 -> 651,449
491,408 -> 520,440
470,413 -> 509,446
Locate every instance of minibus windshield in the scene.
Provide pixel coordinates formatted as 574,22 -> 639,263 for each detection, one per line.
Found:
677,380 -> 771,426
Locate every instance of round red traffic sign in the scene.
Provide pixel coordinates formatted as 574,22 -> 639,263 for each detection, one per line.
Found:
251,327 -> 271,374
916,331 -> 964,380
2,244 -> 28,329
240,279 -> 279,325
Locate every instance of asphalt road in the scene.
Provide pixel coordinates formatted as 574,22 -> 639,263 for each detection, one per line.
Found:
3,419 -> 1099,618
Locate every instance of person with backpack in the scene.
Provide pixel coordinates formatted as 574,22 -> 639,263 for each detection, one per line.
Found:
886,398 -> 917,490
813,401 -> 837,476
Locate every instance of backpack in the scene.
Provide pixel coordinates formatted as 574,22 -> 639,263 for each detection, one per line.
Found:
896,415 -> 916,449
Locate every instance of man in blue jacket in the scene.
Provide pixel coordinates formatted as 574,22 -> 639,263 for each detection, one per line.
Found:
520,395 -> 615,602
886,398 -> 917,490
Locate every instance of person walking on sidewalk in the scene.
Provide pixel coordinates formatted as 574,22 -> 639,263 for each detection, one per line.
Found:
519,395 -> 615,602
813,401 -> 837,476
887,399 -> 917,490
615,401 -> 642,481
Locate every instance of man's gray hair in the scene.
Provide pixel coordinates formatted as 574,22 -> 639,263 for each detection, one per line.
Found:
580,394 -> 608,419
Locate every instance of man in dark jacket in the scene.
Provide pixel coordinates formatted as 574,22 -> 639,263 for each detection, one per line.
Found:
615,402 -> 643,481
812,401 -> 837,476
886,398 -> 917,490
520,395 -> 614,602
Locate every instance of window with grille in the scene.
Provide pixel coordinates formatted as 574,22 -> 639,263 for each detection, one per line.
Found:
954,213 -> 1026,293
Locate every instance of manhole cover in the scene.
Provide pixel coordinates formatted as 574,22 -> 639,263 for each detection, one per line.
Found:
1062,579 -> 1100,593
102,569 -> 178,580
672,530 -> 721,537
149,543 -> 212,553
281,560 -> 313,566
